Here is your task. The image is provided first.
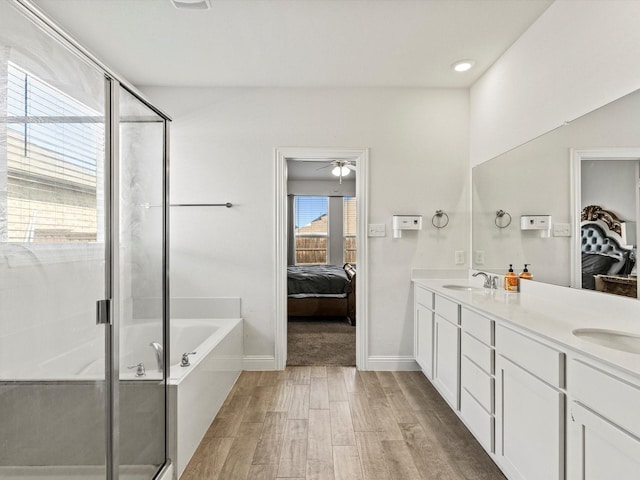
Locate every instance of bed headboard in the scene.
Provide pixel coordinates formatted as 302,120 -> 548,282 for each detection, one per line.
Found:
581,205 -> 632,276
581,205 -> 627,244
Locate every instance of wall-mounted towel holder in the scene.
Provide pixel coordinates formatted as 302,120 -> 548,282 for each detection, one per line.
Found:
142,202 -> 233,208
495,209 -> 512,228
432,210 -> 449,229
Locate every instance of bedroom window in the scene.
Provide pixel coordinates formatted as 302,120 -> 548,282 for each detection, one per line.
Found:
294,195 -> 328,264
2,62 -> 104,243
344,196 -> 356,263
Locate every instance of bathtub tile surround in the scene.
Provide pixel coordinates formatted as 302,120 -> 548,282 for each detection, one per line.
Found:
168,297 -> 243,478
171,297 -> 241,319
180,367 -> 505,479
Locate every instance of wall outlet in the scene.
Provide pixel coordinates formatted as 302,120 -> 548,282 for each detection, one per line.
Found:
474,250 -> 485,265
368,224 -> 386,237
553,223 -> 571,237
455,250 -> 465,265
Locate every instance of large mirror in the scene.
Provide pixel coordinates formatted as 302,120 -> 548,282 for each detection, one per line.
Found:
472,87 -> 640,298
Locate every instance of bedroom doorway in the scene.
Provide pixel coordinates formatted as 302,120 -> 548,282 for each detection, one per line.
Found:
275,147 -> 369,370
570,148 -> 640,298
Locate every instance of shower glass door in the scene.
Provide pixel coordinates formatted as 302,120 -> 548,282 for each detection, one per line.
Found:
117,86 -> 167,478
0,1 -> 108,478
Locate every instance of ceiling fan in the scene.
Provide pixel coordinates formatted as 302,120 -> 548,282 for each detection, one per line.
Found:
316,160 -> 357,184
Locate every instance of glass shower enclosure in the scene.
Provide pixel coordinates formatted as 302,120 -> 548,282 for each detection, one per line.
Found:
0,1 -> 170,479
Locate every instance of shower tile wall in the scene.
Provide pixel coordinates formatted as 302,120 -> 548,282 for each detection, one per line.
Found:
0,382 -> 163,466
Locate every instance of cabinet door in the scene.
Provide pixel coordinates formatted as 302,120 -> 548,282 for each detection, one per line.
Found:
415,303 -> 434,379
568,402 -> 640,480
433,315 -> 460,410
495,356 -> 564,480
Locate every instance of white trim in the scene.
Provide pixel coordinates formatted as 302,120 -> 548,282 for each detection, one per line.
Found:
155,462 -> 174,480
570,148 -> 640,288
275,147 -> 369,371
367,356 -> 420,371
243,355 -> 277,371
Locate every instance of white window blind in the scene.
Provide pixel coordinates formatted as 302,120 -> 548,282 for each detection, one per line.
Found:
294,196 -> 328,264
4,62 -> 104,243
343,196 -> 356,263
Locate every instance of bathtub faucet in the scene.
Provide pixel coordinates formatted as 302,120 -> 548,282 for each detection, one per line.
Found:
181,352 -> 196,367
149,342 -> 163,373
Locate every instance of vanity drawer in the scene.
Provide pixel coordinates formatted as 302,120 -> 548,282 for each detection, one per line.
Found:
570,359 -> 640,438
434,295 -> 459,324
461,355 -> 493,412
462,331 -> 493,374
461,307 -> 493,345
415,285 -> 434,310
496,324 -> 564,388
460,388 -> 494,453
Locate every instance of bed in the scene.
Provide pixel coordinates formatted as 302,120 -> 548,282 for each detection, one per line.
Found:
287,263 -> 356,325
580,205 -> 635,291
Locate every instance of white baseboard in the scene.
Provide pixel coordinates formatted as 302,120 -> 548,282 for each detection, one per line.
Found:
243,355 -> 277,371
366,356 -> 420,371
242,355 -> 419,371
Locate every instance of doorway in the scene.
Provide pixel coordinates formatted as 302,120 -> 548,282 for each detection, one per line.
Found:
275,148 -> 368,370
570,148 -> 640,298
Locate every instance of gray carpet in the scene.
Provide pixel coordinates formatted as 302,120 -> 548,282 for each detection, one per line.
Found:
287,317 -> 356,366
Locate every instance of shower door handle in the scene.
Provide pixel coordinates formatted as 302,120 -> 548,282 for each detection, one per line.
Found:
96,299 -> 112,325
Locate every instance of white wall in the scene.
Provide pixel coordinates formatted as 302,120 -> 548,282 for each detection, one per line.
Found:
142,87 -> 469,367
470,0 -> 640,166
582,160 -> 637,223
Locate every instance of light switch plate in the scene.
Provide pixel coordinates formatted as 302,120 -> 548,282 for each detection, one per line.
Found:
474,250 -> 485,265
455,250 -> 465,265
368,224 -> 386,237
553,223 -> 571,237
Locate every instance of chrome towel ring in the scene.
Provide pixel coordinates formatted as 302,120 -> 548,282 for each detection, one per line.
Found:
495,209 -> 512,228
432,209 -> 450,229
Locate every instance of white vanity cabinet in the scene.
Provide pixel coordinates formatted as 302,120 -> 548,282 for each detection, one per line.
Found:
432,294 -> 460,410
567,359 -> 640,480
495,324 -> 565,480
412,280 -> 640,480
414,285 -> 434,378
459,307 -> 495,452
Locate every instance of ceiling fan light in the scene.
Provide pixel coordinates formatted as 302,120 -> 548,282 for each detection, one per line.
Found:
332,166 -> 350,176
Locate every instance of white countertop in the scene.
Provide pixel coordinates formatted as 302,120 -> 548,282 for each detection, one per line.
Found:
413,277 -> 640,380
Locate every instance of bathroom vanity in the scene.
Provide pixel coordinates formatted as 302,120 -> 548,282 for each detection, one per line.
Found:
413,277 -> 640,480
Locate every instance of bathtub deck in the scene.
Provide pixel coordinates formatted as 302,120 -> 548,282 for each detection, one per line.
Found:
179,366 -> 505,480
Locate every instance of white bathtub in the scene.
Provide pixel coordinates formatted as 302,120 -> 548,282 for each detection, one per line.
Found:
0,316 -> 243,480
167,318 -> 243,479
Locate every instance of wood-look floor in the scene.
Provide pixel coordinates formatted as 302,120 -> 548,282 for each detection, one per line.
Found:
180,367 -> 506,480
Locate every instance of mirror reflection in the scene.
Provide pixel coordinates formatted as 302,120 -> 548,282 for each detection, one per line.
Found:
472,88 -> 640,298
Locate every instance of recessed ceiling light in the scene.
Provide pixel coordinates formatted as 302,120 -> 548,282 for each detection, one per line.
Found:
451,60 -> 475,72
170,0 -> 211,10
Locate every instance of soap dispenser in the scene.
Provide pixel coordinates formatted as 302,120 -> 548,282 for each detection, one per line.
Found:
504,264 -> 519,292
520,264 -> 533,280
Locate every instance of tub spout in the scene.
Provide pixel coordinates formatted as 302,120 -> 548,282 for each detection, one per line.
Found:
149,342 -> 163,373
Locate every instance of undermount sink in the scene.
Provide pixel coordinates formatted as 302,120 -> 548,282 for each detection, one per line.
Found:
572,328 -> 640,355
442,284 -> 484,291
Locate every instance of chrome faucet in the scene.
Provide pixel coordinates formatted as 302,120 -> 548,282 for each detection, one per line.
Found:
473,271 -> 498,289
128,362 -> 146,377
181,352 -> 196,367
149,342 -> 163,373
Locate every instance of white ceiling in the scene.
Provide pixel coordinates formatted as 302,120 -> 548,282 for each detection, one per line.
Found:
32,0 -> 552,89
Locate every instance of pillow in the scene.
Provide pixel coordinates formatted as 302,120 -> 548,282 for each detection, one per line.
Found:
581,253 -> 618,275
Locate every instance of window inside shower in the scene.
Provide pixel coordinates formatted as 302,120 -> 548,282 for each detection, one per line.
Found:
4,62 -> 103,244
